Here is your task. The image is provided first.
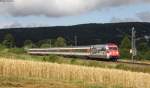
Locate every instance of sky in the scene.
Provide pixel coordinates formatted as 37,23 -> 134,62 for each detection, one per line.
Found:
0,0 -> 150,28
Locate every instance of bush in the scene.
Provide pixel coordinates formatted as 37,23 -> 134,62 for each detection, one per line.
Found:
86,61 -> 100,67
116,64 -> 127,70
120,49 -> 131,59
40,44 -> 51,48
8,48 -> 25,54
136,52 -> 145,60
42,55 -> 59,62
135,51 -> 150,60
144,51 -> 150,60
0,44 -> 6,50
70,58 -> 77,64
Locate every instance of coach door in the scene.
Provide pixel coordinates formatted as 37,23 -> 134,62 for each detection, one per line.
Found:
91,46 -> 106,58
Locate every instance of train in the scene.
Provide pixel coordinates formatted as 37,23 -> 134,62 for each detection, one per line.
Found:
27,43 -> 120,61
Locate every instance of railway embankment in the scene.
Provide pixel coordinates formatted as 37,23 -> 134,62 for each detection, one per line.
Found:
0,51 -> 150,74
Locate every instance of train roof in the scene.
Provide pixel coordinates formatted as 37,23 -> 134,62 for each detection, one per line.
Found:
28,44 -> 118,50
28,46 -> 91,50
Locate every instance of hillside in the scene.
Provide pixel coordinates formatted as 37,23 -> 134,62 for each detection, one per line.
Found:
0,22 -> 150,47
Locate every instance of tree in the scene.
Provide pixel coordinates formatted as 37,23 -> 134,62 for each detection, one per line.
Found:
24,40 -> 34,48
40,44 -> 51,48
37,39 -> 52,48
120,35 -> 131,59
54,37 -> 67,47
120,35 -> 131,49
136,42 -> 150,60
144,51 -> 150,60
2,33 -> 15,48
137,42 -> 149,52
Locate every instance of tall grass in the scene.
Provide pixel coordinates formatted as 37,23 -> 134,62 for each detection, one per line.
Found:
0,58 -> 149,88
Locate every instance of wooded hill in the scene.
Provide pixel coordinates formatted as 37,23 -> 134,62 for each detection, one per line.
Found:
0,22 -> 150,47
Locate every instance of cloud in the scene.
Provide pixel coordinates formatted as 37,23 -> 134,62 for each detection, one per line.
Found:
0,21 -> 22,29
137,12 -> 150,22
0,21 -> 49,29
0,0 -> 150,17
110,17 -> 140,23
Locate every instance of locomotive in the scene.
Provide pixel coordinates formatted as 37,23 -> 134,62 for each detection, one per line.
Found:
27,43 -> 120,61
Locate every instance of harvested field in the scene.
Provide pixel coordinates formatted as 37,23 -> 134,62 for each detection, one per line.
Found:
0,58 -> 149,88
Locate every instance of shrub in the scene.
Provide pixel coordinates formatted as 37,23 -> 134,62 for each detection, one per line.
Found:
40,44 -> 51,48
0,44 -> 6,51
42,55 -> 59,62
120,49 -> 131,59
8,48 -> 25,54
70,58 -> 77,64
144,51 -> 150,60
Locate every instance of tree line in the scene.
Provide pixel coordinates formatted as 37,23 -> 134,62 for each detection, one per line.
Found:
120,35 -> 150,60
0,33 -> 150,60
1,33 -> 67,48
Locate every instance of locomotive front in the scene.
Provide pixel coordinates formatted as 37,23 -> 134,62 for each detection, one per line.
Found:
106,43 -> 120,61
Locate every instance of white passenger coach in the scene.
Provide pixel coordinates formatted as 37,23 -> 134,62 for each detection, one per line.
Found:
27,43 -> 120,61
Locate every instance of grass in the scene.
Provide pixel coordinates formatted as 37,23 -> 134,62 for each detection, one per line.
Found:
0,58 -> 150,88
0,50 -> 150,73
0,75 -> 84,88
0,48 -> 150,74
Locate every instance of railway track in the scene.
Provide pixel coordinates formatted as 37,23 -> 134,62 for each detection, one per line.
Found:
84,57 -> 150,66
97,59 -> 150,66
117,60 -> 150,66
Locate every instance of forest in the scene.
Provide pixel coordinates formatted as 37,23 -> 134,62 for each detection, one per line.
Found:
0,22 -> 150,60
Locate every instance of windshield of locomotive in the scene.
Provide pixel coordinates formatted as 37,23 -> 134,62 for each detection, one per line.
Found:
109,47 -> 118,50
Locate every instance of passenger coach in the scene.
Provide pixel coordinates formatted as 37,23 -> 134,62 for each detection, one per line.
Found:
27,43 -> 120,61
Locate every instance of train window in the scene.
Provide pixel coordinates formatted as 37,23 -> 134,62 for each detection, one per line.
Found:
91,48 -> 97,54
101,48 -> 106,51
73,49 -> 88,52
109,47 -> 118,50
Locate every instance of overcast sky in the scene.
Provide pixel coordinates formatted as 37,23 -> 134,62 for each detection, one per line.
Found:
0,0 -> 150,28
